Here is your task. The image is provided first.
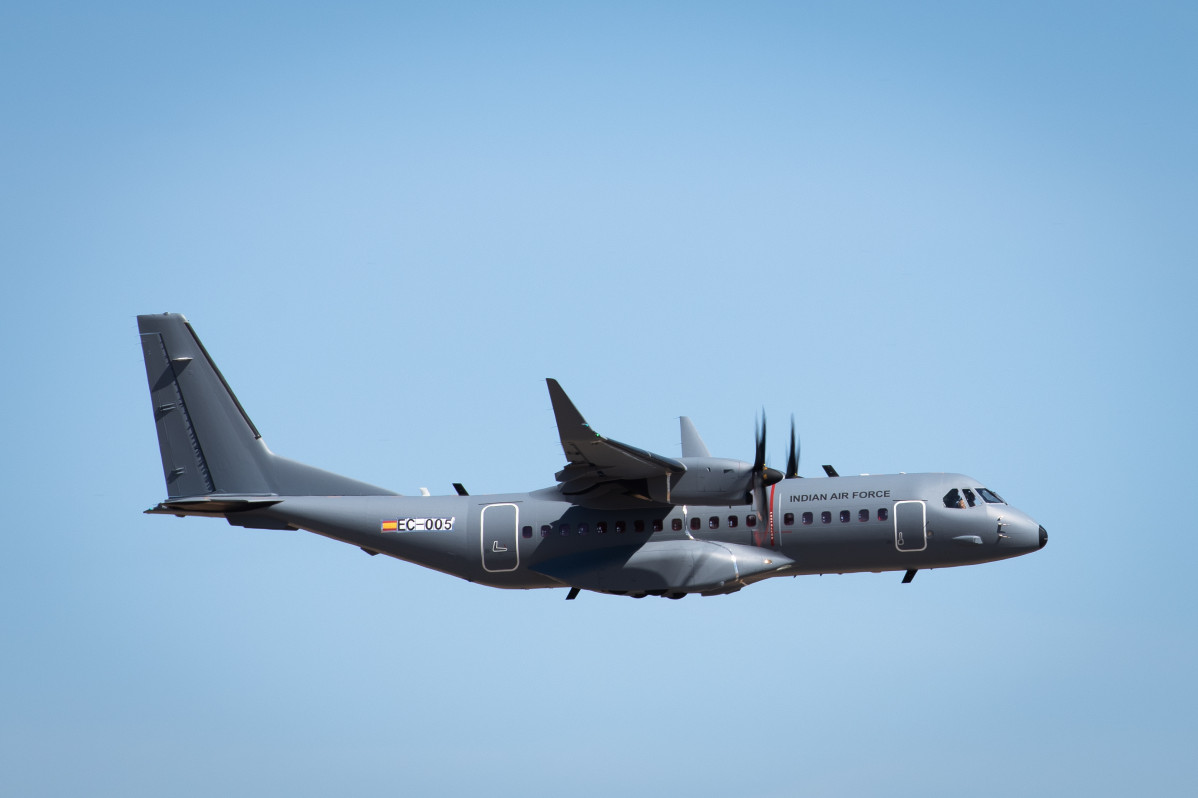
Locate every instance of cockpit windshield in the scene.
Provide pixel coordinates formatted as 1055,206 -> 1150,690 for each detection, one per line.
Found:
945,486 -> 1006,507
977,488 -> 1005,504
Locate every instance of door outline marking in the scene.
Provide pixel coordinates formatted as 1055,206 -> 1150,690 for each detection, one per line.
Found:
481,502 -> 520,572
894,500 -> 928,553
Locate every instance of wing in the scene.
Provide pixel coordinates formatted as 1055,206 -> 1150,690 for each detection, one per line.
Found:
546,379 -> 685,507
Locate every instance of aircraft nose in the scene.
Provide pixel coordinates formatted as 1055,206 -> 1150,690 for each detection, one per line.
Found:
1039,525 -> 1048,549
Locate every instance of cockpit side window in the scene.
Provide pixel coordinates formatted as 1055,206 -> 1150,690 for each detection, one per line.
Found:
963,488 -> 977,507
978,488 -> 1005,504
943,488 -> 964,508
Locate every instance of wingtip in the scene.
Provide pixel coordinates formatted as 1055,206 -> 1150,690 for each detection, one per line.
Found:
547,379 -> 587,429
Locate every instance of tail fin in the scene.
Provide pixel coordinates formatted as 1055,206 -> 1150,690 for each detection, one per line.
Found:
138,313 -> 395,499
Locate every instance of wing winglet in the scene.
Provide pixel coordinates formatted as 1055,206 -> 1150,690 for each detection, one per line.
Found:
545,380 -> 686,501
679,416 -> 711,458
546,378 -> 597,449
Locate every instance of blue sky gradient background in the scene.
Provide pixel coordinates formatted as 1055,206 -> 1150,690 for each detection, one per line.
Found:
2,2 -> 1194,795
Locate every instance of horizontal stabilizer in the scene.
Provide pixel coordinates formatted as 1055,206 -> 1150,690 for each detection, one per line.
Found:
145,497 -> 283,517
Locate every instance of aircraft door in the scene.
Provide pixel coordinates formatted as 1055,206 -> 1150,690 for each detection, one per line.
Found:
481,503 -> 520,572
894,500 -> 927,552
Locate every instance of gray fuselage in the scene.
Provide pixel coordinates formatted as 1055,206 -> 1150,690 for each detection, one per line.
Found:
237,472 -> 1044,593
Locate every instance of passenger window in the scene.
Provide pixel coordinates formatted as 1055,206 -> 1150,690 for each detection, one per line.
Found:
559,523 -> 571,536
878,508 -> 889,521
858,509 -> 869,522
634,519 -> 645,533
615,520 -> 626,533
595,521 -> 607,534
521,525 -> 532,539
672,518 -> 683,531
821,511 -> 831,524
578,522 -> 589,535
541,524 -> 552,538
690,517 -> 701,531
802,511 -> 813,525
943,488 -> 964,508
746,514 -> 757,527
963,488 -> 977,507
709,516 -> 719,529
727,516 -> 738,528
783,512 -> 794,525
840,510 -> 850,523
653,519 -> 664,532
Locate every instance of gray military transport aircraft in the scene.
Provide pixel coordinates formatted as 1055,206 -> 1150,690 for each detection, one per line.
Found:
138,313 -> 1046,599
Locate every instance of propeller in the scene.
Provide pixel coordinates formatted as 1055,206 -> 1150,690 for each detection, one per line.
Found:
752,413 -> 784,522
786,415 -> 801,479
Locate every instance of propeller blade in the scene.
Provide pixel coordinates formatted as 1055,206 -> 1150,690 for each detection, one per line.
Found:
754,412 -> 767,471
786,416 -> 800,479
750,411 -> 782,521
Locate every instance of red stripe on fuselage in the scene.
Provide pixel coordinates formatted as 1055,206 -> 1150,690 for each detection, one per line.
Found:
769,483 -> 776,547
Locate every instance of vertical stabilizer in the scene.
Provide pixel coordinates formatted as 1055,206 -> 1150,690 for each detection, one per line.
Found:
138,314 -> 395,499
140,313 -> 271,497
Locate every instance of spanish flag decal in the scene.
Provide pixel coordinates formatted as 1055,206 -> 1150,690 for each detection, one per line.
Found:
380,520 -> 399,532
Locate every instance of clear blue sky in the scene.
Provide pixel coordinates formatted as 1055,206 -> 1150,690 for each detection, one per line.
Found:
2,2 -> 1194,796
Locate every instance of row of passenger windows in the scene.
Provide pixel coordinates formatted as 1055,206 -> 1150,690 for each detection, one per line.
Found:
526,515 -> 758,537
801,508 -> 890,524
521,508 -> 892,538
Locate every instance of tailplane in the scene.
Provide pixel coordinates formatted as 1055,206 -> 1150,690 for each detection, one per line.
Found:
138,313 -> 396,500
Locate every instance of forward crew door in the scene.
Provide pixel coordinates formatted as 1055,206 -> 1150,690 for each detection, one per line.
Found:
894,500 -> 927,552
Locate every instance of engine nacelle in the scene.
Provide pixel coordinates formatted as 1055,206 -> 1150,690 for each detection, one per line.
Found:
645,457 -> 754,506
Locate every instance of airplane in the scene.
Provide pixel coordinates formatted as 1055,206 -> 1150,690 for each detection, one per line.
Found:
138,313 -> 1047,599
